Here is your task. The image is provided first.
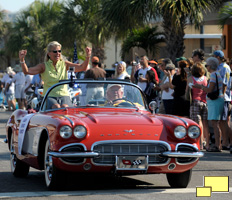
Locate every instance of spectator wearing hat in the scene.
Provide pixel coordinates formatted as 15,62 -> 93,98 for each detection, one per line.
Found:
4,70 -> 16,111
149,60 -> 161,80
1,67 -> 16,108
175,56 -> 187,68
84,56 -> 106,104
213,50 -> 232,152
105,84 -> 124,106
1,67 -> 13,90
12,64 -> 26,109
192,49 -> 210,80
176,57 -> 187,63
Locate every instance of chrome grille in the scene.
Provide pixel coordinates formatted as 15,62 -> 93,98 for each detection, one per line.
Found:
92,142 -> 169,165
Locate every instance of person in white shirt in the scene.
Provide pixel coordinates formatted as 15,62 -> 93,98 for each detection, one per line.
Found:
23,74 -> 34,107
134,56 -> 159,91
4,71 -> 16,111
1,67 -> 15,107
1,67 -> 13,90
12,65 -> 26,109
24,75 -> 34,94
161,64 -> 176,114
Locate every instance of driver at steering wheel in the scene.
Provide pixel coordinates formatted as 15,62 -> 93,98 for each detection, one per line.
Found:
105,84 -> 144,109
106,84 -> 125,106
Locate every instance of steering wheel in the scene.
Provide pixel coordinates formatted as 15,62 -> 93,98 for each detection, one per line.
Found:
112,98 -> 136,107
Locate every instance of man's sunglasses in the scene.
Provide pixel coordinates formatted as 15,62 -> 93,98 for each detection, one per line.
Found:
52,50 -> 62,53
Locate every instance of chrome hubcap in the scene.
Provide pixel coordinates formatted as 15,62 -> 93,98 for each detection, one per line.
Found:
44,141 -> 53,184
10,138 -> 16,170
45,154 -> 53,180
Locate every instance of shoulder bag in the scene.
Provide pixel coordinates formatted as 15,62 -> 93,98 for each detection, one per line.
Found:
207,74 -> 219,100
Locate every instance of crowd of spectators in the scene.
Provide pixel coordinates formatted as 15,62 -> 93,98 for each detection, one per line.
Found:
1,48 -> 232,154
114,49 -> 232,154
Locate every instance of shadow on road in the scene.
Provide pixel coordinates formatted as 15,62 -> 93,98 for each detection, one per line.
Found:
199,150 -> 232,162
0,171 -> 170,193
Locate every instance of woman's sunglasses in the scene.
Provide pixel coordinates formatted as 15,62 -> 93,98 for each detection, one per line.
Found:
52,50 -> 62,53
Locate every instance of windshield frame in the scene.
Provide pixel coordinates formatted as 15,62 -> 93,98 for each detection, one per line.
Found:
39,79 -> 148,112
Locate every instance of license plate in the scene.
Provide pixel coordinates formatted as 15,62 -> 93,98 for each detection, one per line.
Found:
116,156 -> 148,170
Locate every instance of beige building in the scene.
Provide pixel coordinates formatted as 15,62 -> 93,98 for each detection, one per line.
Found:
104,8 -> 229,66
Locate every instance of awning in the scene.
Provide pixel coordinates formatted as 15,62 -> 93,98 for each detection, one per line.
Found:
184,34 -> 222,39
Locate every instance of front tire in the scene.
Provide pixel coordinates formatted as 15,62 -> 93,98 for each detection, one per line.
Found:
10,135 -> 30,177
166,169 -> 192,188
44,139 -> 65,190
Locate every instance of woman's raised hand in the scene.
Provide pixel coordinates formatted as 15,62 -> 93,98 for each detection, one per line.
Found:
19,50 -> 27,61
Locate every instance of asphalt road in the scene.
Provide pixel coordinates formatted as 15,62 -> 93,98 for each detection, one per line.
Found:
0,110 -> 231,200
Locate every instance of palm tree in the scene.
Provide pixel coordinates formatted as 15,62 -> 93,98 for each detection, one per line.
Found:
0,11 -> 13,67
0,11 -> 4,37
5,0 -> 63,65
101,0 -> 223,62
121,26 -> 164,59
218,2 -> 232,27
55,0 -> 112,62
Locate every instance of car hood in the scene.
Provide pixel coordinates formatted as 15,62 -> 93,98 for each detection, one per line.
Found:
48,109 -> 163,126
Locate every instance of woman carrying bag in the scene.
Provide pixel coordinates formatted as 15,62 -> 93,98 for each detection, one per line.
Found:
193,57 -> 224,152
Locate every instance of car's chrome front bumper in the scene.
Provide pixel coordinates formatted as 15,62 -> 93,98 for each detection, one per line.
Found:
48,151 -> 204,158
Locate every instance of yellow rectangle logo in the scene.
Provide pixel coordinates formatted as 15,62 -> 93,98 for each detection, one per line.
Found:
204,176 -> 229,192
196,187 -> 211,197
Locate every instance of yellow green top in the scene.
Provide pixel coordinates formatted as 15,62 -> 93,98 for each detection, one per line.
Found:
41,59 -> 69,97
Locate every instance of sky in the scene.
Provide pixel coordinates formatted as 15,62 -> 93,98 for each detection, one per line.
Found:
0,0 -> 49,12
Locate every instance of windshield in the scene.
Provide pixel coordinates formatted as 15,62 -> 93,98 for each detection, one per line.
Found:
40,81 -> 146,111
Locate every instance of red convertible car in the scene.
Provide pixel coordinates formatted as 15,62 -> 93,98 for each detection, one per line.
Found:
5,79 -> 203,190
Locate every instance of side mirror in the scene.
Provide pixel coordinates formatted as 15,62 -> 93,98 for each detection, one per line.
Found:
149,101 -> 157,114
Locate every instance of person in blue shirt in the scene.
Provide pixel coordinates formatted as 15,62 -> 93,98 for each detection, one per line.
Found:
213,50 -> 232,153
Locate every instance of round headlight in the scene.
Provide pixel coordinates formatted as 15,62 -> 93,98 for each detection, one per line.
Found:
60,125 -> 72,138
174,126 -> 186,139
188,126 -> 201,139
74,126 -> 87,139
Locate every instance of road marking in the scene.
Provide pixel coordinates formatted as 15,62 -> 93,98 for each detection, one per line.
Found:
0,188 -> 231,198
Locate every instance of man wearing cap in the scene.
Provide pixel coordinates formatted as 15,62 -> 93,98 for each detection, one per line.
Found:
1,67 -> 14,90
213,50 -> 232,152
4,70 -> 16,111
105,84 -> 124,106
149,60 -> 161,80
1,67 -> 15,110
105,84 -> 142,108
12,64 -> 26,109
84,56 -> 106,104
